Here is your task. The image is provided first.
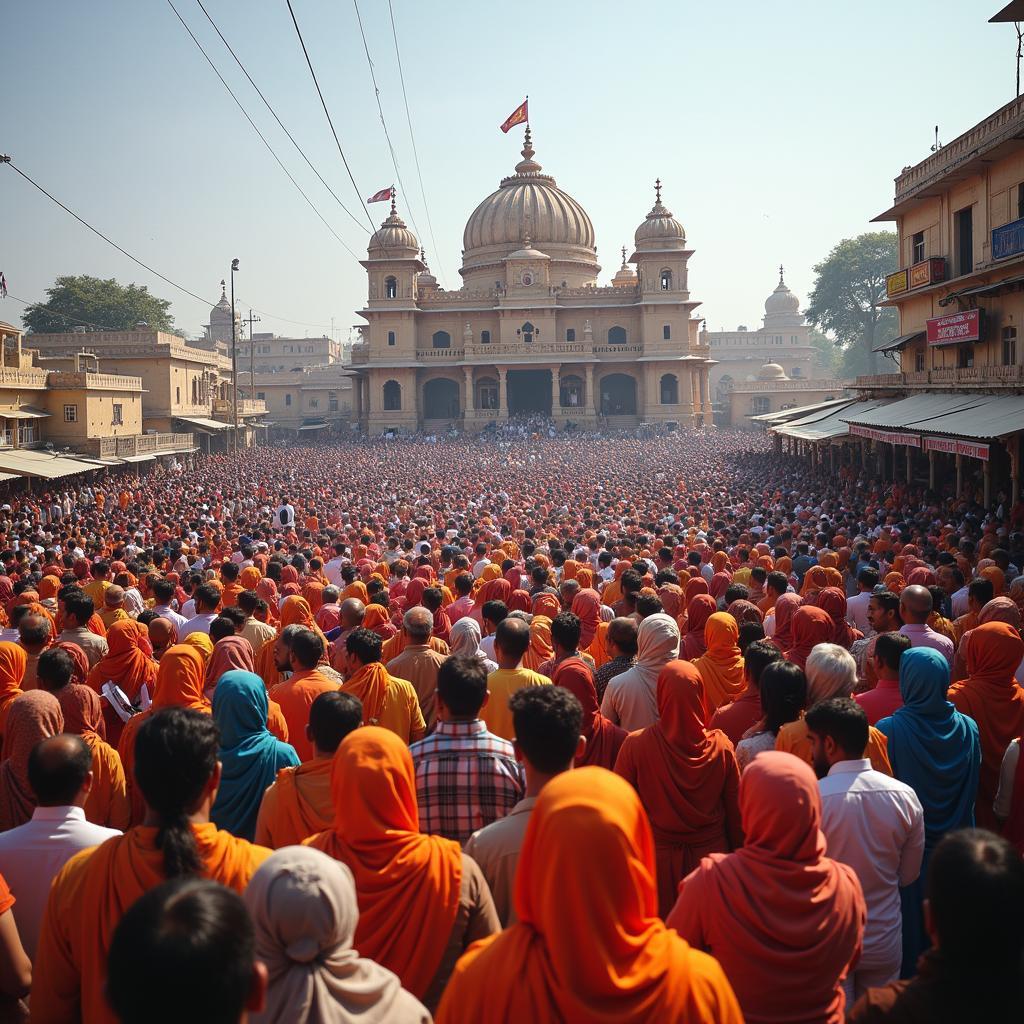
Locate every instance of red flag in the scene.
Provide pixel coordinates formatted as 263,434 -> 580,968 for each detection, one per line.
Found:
500,99 -> 528,134
367,186 -> 393,203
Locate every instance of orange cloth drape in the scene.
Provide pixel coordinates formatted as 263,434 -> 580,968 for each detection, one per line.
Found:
31,822 -> 270,1024
86,620 -> 157,702
691,613 -> 745,711
304,727 -> 461,999
254,758 -> 332,849
436,767 -> 743,1024
0,641 -> 26,741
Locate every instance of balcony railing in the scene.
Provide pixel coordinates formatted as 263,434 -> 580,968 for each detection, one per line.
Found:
212,398 -> 268,417
86,432 -> 194,458
857,366 -> 1024,388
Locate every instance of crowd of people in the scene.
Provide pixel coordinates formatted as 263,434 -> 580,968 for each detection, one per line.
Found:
0,427 -> 1019,1022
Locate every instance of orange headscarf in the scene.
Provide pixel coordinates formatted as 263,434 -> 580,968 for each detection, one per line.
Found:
436,767 -> 742,1023
305,727 -> 461,999
691,613 -> 745,711
522,616 -> 554,673
86,620 -> 157,701
0,641 -> 26,738
339,661 -> 392,725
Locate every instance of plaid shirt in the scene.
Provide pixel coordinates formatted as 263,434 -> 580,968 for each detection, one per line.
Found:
411,719 -> 525,844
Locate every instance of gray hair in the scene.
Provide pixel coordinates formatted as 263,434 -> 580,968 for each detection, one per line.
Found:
805,643 -> 857,704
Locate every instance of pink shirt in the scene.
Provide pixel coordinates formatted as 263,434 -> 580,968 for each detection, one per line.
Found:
899,623 -> 954,667
448,595 -> 475,624
854,678 -> 903,726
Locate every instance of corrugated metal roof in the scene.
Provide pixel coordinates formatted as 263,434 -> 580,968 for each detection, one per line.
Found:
775,399 -> 891,441
0,449 -> 102,479
749,397 -> 856,424
874,331 -> 924,354
841,393 -> 990,429
915,394 -> 1024,440
175,416 -> 231,432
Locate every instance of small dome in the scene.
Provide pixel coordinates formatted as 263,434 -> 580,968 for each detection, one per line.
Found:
612,245 -> 637,286
758,362 -> 789,381
368,197 -> 419,258
505,238 -> 550,261
209,284 -> 232,326
765,267 -> 800,315
417,249 -> 438,290
634,179 -> 685,249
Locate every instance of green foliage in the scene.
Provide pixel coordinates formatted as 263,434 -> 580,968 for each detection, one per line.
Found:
805,232 -> 898,373
808,328 -> 838,373
22,275 -> 175,334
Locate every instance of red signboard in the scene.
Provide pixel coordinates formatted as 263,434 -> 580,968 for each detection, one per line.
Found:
849,424 -> 921,448
926,309 -> 982,346
923,436 -> 990,461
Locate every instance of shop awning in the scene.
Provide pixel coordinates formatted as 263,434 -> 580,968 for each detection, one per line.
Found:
938,273 -> 1024,307
175,416 -> 232,433
0,472 -> 20,483
0,406 -> 51,420
119,453 -> 156,463
913,394 -> 1024,441
841,393 -> 990,430
774,400 -> 891,441
749,397 -> 856,424
874,331 -> 924,354
297,422 -> 329,431
0,449 -> 104,479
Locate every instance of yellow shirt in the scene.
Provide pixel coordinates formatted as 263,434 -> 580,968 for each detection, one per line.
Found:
483,667 -> 551,741
82,579 -> 111,607
377,676 -> 427,744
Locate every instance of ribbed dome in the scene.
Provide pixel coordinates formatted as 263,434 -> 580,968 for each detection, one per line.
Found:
634,180 -> 685,250
461,127 -> 599,286
210,284 -> 232,325
368,198 -> 419,259
765,268 -> 800,314
758,362 -> 789,381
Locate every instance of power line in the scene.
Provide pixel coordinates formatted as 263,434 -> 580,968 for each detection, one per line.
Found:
1,157 -> 337,332
193,0 -> 369,239
387,0 -> 447,285
351,0 -> 420,243
164,0 -> 362,261
285,0 -> 377,238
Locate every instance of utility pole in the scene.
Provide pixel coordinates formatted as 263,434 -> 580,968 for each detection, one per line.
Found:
245,310 -> 261,398
230,258 -> 240,453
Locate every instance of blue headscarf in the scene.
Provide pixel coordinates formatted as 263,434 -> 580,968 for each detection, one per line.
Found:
211,671 -> 299,841
876,647 -> 980,846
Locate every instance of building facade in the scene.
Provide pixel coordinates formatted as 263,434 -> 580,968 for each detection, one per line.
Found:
26,327 -> 266,451
705,270 -> 818,409
252,365 -> 353,438
351,129 -> 715,433
726,362 -> 849,427
241,332 -> 342,374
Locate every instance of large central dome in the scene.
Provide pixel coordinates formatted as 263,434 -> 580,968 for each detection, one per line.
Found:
460,128 -> 600,288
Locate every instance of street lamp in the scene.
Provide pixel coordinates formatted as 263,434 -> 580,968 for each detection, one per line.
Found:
230,258 -> 240,453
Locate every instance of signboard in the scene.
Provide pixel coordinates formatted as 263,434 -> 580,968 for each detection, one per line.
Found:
923,436 -> 990,461
926,308 -> 982,346
886,269 -> 909,297
992,217 -> 1024,261
849,424 -> 921,447
909,257 -> 946,288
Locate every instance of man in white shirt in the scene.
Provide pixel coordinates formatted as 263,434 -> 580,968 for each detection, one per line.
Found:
808,698 -> 924,1003
0,734 -> 121,957
179,583 -> 221,637
275,498 -> 296,532
845,566 -> 879,635
323,541 -> 348,587
149,578 -> 188,631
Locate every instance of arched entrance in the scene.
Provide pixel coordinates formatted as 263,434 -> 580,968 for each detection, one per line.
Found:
423,377 -> 460,419
660,373 -> 679,404
476,376 -> 499,410
560,374 -> 584,410
599,373 -> 637,415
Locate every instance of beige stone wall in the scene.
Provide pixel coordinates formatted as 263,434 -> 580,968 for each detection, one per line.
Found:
41,388 -> 143,443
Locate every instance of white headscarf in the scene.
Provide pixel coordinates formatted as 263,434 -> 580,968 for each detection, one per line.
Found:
449,616 -> 498,673
605,613 -> 680,728
245,846 -> 429,1024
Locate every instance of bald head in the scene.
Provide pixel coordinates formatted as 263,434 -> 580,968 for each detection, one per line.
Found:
900,584 -> 932,624
339,598 -> 365,630
148,617 -> 177,659
404,606 -> 433,643
29,734 -> 93,807
494,615 -> 531,667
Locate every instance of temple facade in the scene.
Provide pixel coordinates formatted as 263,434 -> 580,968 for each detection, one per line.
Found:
350,128 -> 715,433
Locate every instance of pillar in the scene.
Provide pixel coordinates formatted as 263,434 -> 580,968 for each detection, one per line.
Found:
463,366 -> 474,415
905,445 -> 912,483
497,367 -> 508,420
701,368 -> 712,425
584,364 -> 594,417
1012,434 -> 1020,506
690,371 -> 700,425
551,365 -> 560,417
928,448 -> 936,490
984,457 -> 992,508
956,453 -> 963,498
353,376 -> 363,426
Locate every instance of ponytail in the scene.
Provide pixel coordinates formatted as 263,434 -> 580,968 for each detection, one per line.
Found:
134,708 -> 221,879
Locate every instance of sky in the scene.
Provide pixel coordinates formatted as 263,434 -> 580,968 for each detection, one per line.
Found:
1,0 -> 1017,341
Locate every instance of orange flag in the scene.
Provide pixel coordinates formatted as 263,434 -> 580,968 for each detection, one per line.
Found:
500,99 -> 528,134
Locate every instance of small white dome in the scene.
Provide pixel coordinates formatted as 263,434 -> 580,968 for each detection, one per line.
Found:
758,362 -> 789,381
634,180 -> 685,250
368,198 -> 419,258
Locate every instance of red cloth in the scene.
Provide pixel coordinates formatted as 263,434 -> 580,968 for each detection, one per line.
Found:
710,691 -> 762,746
614,660 -> 742,917
667,751 -> 866,1024
767,592 -> 801,652
816,588 -> 862,650
784,606 -> 833,671
570,589 -> 602,650
552,657 -> 626,771
679,594 -> 716,661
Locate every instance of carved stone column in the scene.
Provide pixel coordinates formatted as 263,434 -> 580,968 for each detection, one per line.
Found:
497,367 -> 508,420
463,366 -> 474,414
551,365 -> 560,415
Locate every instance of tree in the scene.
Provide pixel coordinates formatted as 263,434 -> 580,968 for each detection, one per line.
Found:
808,328 -> 838,374
22,275 -> 175,333
805,232 -> 898,376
